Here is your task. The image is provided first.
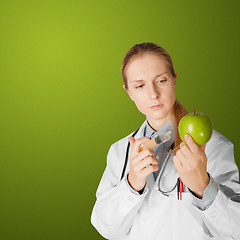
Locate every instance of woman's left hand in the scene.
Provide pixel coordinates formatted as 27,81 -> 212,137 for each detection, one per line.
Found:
173,134 -> 210,198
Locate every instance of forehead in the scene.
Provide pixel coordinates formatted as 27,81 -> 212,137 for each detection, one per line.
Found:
125,54 -> 169,81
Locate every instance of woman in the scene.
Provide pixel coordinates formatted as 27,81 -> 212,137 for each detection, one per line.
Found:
91,42 -> 240,239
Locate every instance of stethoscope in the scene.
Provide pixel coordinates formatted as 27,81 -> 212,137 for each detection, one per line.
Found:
120,127 -> 180,198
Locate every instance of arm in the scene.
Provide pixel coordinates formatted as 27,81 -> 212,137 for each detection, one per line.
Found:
200,143 -> 240,239
91,137 -> 157,239
174,135 -> 240,239
91,144 -> 144,239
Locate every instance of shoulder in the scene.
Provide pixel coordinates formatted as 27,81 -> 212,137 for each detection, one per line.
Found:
105,129 -> 140,176
206,130 -> 239,185
106,120 -> 146,166
206,129 -> 232,151
205,129 -> 233,165
108,129 -> 138,156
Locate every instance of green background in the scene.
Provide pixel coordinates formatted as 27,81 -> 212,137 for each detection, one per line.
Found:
0,0 -> 239,239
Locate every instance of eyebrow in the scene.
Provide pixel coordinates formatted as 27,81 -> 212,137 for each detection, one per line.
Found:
129,72 -> 168,83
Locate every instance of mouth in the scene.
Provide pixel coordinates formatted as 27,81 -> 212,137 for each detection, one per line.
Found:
150,104 -> 164,110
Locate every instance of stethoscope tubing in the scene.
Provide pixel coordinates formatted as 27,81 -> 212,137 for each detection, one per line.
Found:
120,129 -> 177,195
120,128 -> 139,181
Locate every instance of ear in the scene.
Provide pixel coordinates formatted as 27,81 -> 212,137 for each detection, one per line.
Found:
123,85 -> 134,101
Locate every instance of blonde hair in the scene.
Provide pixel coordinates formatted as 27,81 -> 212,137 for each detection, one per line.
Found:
121,42 -> 188,152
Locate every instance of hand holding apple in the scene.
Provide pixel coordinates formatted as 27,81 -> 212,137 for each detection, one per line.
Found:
173,108 -> 213,198
173,134 -> 210,198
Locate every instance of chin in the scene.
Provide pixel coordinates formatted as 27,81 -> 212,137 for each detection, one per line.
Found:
148,110 -> 171,120
147,113 -> 165,120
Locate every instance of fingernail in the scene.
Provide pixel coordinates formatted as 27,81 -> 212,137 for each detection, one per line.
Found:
184,134 -> 189,140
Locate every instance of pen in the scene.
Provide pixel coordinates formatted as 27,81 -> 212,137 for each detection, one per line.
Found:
177,178 -> 180,200
179,179 -> 184,200
177,177 -> 184,200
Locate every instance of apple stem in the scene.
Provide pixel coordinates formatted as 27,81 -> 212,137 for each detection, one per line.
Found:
194,106 -> 196,115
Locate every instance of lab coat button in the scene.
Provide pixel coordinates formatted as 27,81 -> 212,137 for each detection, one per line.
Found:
209,210 -> 217,218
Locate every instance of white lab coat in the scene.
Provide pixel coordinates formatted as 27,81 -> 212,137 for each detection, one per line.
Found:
91,120 -> 240,240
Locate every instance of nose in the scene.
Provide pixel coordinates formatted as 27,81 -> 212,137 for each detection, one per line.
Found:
148,84 -> 159,99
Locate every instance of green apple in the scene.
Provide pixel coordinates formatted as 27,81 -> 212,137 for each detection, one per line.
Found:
178,109 -> 213,146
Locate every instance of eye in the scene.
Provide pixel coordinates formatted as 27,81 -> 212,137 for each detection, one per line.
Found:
136,85 -> 144,89
157,79 -> 167,83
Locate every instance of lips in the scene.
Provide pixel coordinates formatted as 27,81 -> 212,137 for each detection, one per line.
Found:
151,104 -> 164,110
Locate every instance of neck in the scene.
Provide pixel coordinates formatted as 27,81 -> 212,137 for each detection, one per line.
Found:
147,113 -> 173,132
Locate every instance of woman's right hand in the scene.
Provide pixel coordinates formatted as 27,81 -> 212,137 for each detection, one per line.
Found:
127,136 -> 159,192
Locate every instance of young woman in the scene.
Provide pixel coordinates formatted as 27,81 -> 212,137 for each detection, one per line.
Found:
91,43 -> 240,239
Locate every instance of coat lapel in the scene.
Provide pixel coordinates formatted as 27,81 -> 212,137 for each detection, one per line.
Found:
132,120 -> 147,140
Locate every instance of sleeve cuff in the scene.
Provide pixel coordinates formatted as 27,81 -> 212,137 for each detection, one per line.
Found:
125,175 -> 147,195
190,174 -> 218,211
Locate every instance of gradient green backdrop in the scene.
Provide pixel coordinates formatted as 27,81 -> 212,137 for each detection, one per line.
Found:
0,0 -> 239,239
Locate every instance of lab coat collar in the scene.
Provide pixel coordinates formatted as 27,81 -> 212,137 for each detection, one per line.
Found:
145,115 -> 175,139
132,120 -> 147,140
132,116 -> 175,140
